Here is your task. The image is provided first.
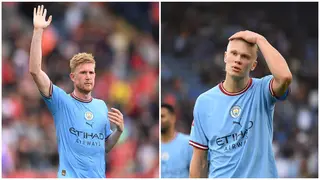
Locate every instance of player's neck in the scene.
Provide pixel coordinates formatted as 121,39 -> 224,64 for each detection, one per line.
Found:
161,128 -> 176,143
73,88 -> 92,101
223,75 -> 250,93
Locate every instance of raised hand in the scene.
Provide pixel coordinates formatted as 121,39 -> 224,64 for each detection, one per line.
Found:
33,5 -> 52,29
108,108 -> 124,132
228,30 -> 264,44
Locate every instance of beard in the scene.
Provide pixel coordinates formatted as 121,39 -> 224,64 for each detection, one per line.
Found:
161,123 -> 170,134
76,83 -> 93,94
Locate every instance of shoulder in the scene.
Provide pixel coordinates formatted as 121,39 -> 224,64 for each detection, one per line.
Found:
252,75 -> 273,85
51,84 -> 68,95
177,132 -> 190,141
197,85 -> 219,102
177,133 -> 191,146
195,84 -> 220,108
92,98 -> 108,108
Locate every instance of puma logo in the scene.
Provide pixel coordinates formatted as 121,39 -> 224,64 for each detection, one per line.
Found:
233,117 -> 242,127
86,122 -> 94,128
233,121 -> 242,127
233,119 -> 254,128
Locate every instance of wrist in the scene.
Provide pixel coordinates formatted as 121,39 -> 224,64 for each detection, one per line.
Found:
116,128 -> 123,133
256,35 -> 267,46
34,28 -> 44,33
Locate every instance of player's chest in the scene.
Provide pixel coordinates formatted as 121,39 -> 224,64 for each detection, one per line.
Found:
161,143 -> 187,166
66,105 -> 107,132
204,95 -> 260,140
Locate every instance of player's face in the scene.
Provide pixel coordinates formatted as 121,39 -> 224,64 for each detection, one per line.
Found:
224,40 -> 257,79
161,108 -> 175,133
71,63 -> 96,94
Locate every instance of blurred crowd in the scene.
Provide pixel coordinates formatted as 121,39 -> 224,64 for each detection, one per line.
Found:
161,2 -> 317,178
2,2 -> 159,178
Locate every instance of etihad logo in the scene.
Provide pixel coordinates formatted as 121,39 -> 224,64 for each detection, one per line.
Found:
69,127 -> 104,140
214,120 -> 254,151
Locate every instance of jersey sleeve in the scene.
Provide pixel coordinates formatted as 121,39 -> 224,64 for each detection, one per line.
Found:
103,102 -> 113,140
261,75 -> 290,107
189,95 -> 209,150
187,138 -> 193,165
40,82 -> 68,115
105,120 -> 113,140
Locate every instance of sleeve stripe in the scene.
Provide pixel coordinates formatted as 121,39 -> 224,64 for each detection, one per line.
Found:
269,78 -> 276,97
105,134 -> 111,141
189,140 -> 208,150
49,82 -> 53,96
269,77 -> 290,100
40,82 -> 53,99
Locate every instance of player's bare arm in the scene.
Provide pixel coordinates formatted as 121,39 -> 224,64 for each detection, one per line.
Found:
229,30 -> 292,97
189,148 -> 208,178
105,108 -> 124,153
29,5 -> 53,97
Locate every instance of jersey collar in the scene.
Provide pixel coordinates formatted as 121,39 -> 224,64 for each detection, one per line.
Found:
219,78 -> 252,96
70,92 -> 93,103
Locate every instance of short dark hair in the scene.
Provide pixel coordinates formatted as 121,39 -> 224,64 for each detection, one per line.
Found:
161,103 -> 175,114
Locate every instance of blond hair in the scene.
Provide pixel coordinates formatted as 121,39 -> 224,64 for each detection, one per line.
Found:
69,52 -> 96,72
227,38 -> 259,58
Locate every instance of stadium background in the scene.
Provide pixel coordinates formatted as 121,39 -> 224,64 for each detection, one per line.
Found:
161,2 -> 318,178
2,2 -> 159,178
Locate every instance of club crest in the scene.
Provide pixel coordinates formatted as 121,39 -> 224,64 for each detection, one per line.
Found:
161,152 -> 170,161
85,111 -> 94,121
230,105 -> 241,118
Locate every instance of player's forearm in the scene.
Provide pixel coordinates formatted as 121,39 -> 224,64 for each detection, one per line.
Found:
189,155 -> 208,178
105,130 -> 122,153
257,36 -> 292,84
29,28 -> 44,75
29,28 -> 51,96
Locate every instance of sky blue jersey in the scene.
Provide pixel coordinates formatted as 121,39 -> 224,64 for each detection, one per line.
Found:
189,75 -> 289,178
41,83 -> 113,178
161,132 -> 193,178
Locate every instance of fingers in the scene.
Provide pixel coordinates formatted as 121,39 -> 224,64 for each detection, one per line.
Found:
35,5 -> 46,17
108,113 -> 124,130
47,15 -> 52,25
109,118 -> 121,126
111,108 -> 123,117
229,31 -> 244,40
40,5 -> 44,15
108,112 -> 122,122
37,5 -> 41,15
43,8 -> 47,18
229,30 -> 255,40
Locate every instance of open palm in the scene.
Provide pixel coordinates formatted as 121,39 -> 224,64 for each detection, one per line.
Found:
33,5 -> 52,29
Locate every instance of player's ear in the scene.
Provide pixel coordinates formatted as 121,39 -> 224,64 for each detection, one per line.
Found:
251,60 -> 257,71
70,73 -> 75,82
172,114 -> 177,123
224,51 -> 227,63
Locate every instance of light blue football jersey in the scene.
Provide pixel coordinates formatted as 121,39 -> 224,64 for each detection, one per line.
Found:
161,132 -> 193,178
41,83 -> 113,178
189,75 -> 289,178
